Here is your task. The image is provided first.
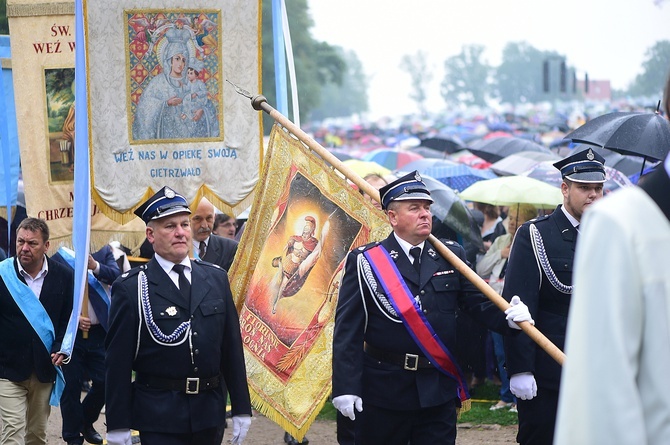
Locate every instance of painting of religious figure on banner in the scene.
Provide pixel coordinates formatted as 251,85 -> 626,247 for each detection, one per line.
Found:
243,171 -> 364,379
44,67 -> 75,183
229,125 -> 390,435
125,10 -> 223,143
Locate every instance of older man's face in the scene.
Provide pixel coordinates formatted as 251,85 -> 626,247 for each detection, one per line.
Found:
147,213 -> 192,263
191,200 -> 214,242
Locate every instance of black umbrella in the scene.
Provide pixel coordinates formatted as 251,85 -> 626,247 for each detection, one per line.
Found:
468,136 -> 553,163
411,146 -> 451,159
419,136 -> 466,154
564,111 -> 670,165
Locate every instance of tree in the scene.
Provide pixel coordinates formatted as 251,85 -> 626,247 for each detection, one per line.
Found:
399,50 -> 433,116
493,42 -> 567,104
261,0 -> 346,129
627,40 -> 670,98
1,0 -> 7,34
309,47 -> 368,121
440,44 -> 490,107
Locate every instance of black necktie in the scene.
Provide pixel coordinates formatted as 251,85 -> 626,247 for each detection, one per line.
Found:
409,247 -> 421,273
199,241 -> 207,258
172,264 -> 191,300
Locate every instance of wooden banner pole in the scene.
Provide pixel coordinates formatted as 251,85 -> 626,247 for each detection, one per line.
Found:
241,91 -> 564,366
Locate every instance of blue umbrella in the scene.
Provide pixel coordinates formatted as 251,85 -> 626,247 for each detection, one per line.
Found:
401,159 -> 496,192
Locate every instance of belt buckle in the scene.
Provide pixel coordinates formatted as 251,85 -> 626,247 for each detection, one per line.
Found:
404,353 -> 419,371
185,377 -> 200,394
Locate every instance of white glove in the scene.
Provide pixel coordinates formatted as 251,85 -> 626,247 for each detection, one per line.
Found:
106,429 -> 132,445
231,415 -> 251,444
332,394 -> 363,421
505,295 -> 535,329
510,372 -> 537,400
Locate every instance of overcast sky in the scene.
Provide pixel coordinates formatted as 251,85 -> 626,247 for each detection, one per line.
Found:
308,0 -> 670,118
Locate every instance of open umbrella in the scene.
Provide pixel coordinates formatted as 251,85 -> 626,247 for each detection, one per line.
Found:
490,151 -> 560,176
564,110 -> 670,173
459,176 -> 563,209
401,159 -> 495,191
364,148 -> 424,171
419,135 -> 466,154
411,146 -> 452,159
468,136 -> 553,163
341,159 -> 391,178
521,161 -> 632,195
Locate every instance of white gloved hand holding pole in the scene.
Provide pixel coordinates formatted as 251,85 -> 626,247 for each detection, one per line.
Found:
510,372 -> 537,400
332,395 -> 363,421
505,295 -> 535,329
231,415 -> 251,444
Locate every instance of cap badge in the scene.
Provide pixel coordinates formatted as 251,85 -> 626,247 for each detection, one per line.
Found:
586,149 -> 595,161
414,172 -> 422,182
165,188 -> 176,199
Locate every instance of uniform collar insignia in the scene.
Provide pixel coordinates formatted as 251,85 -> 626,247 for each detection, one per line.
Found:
166,306 -> 178,316
427,247 -> 438,258
389,249 -> 399,259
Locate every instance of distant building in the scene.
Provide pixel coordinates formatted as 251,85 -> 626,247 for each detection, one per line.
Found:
577,79 -> 611,101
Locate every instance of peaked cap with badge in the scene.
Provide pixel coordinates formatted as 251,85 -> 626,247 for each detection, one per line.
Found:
553,148 -> 606,184
378,170 -> 434,210
134,186 -> 191,224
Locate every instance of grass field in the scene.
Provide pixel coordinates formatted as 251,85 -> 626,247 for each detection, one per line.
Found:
318,381 -> 519,426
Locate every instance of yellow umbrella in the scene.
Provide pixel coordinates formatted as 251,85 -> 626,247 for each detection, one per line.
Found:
341,159 -> 391,178
459,175 -> 563,209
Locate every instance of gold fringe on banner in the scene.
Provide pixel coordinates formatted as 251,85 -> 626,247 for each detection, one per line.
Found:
7,2 -> 74,18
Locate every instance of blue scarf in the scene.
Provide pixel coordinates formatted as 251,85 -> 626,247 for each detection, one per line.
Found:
0,258 -> 65,406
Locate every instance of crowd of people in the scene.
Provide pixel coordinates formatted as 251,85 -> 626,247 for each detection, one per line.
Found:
0,74 -> 667,445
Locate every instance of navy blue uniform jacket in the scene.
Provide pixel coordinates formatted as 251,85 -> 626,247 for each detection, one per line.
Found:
503,206 -> 576,390
104,258 -> 251,433
332,234 -> 512,410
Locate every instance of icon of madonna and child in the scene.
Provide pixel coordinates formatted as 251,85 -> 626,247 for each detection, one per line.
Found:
131,23 -> 220,142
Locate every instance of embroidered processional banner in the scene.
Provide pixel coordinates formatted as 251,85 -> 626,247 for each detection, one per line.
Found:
229,124 -> 390,440
6,0 -> 146,250
85,1 -> 262,223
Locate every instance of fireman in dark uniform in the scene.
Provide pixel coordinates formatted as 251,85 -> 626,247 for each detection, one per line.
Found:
503,148 -> 606,445
104,186 -> 251,445
332,171 -> 534,445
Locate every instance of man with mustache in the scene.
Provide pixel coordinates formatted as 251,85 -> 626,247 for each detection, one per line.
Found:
191,197 -> 238,272
503,148 -> 606,445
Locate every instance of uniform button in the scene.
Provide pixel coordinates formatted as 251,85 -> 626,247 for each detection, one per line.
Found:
193,367 -> 199,372
193,331 -> 198,337
445,284 -> 450,288
420,290 -> 425,295
423,309 -> 428,314
564,263 -> 569,269
194,349 -> 199,355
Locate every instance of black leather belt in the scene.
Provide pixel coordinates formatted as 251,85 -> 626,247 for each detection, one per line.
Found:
135,373 -> 220,394
364,343 -> 433,371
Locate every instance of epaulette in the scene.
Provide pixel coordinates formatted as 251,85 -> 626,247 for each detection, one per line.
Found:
193,258 -> 222,269
355,241 -> 381,253
118,264 -> 145,280
529,214 -> 551,224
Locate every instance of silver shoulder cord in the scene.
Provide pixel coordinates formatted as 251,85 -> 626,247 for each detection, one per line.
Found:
357,254 -> 401,323
529,224 -> 573,294
135,271 -> 192,360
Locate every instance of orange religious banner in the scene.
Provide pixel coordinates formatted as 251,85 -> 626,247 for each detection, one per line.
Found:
229,124 -> 390,441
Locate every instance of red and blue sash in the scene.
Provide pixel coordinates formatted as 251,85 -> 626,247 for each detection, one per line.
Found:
363,245 -> 470,406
